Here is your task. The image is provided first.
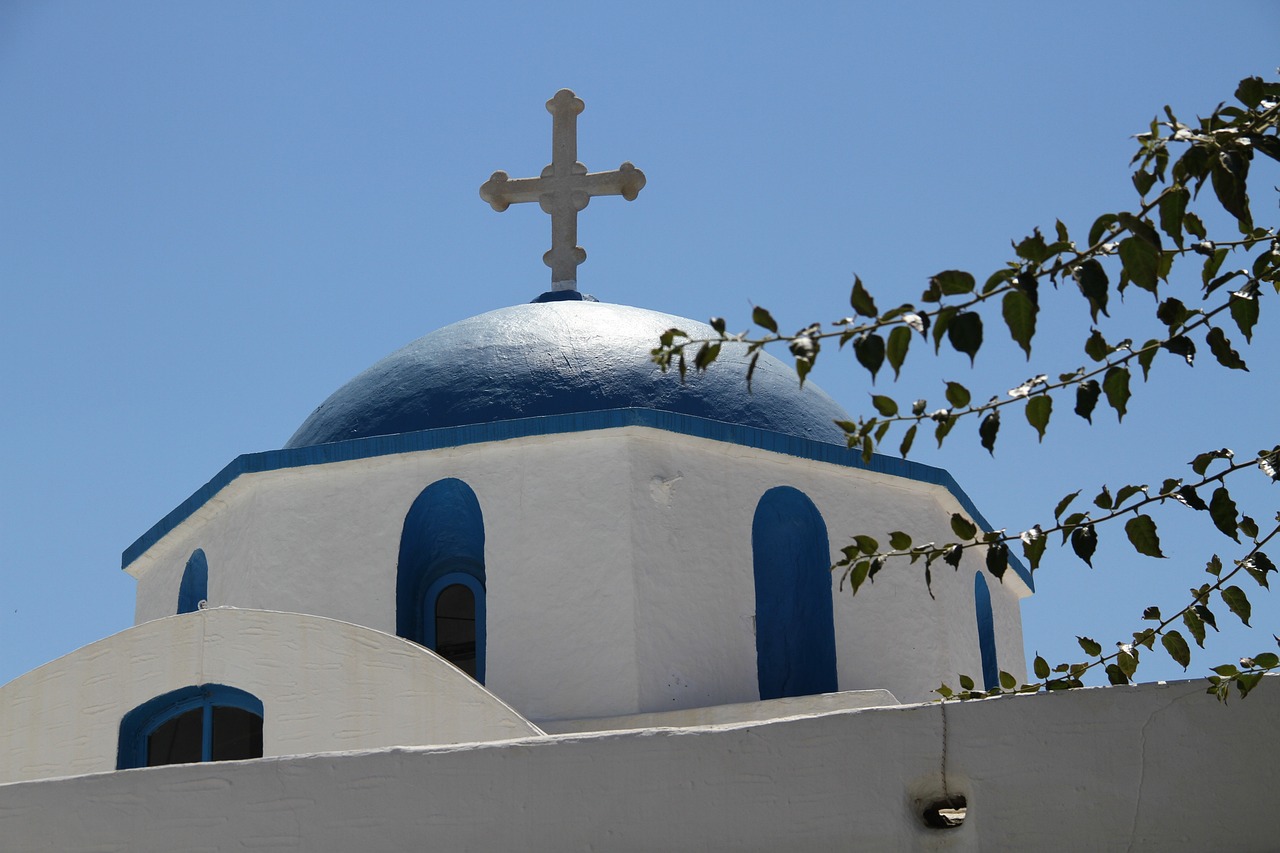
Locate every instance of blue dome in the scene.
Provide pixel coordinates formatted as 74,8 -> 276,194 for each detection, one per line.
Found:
285,301 -> 852,449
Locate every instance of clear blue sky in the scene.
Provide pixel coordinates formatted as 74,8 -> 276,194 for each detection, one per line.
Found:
2,2 -> 1277,689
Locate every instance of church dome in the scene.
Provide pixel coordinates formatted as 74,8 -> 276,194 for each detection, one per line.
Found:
285,299 -> 852,449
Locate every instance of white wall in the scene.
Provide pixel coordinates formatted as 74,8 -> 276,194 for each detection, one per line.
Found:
0,608 -> 540,785
128,426 -> 1028,717
1,679 -> 1274,852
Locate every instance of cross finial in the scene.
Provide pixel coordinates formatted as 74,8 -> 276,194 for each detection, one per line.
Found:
480,89 -> 646,292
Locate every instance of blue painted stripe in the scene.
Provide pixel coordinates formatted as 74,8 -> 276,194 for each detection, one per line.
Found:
121,408 -> 1032,590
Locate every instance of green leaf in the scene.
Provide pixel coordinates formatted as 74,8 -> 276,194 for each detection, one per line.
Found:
1103,366 -> 1131,421
1206,554 -> 1223,576
1014,229 -> 1050,264
1074,379 -> 1100,423
1162,335 -> 1196,366
986,541 -> 1009,581
849,559 -> 871,595
1237,671 -> 1265,698
1209,486 -> 1241,542
1105,664 -> 1130,685
1190,448 -> 1233,475
870,396 -> 897,419
1078,636 -> 1103,657
931,270 -> 976,296
1024,396 -> 1051,442
1114,484 -> 1146,507
999,670 -> 1017,690
694,342 -> 721,371
1158,186 -> 1190,248
1084,329 -> 1111,362
1073,260 -> 1110,322
1116,649 -> 1138,678
1246,552 -> 1275,588
899,424 -> 917,458
886,325 -> 912,380
947,312 -> 983,366
1002,290 -> 1038,358
1020,526 -> 1047,571
1118,237 -> 1160,292
1162,630 -> 1191,669
1089,213 -> 1119,246
1236,76 -> 1268,108
1054,491 -> 1081,521
1071,523 -> 1097,567
1184,608 -> 1207,648
853,332 -> 885,382
950,513 -> 978,541
942,544 -> 964,569
1222,585 -> 1252,627
1205,326 -> 1248,371
1125,514 -> 1165,558
979,410 -> 1000,455
1230,290 -> 1260,343
1156,297 -> 1190,330
1117,212 -> 1162,250
959,674 -> 975,691
1033,655 -> 1051,679
1142,606 -> 1161,621
752,306 -> 778,333
1210,150 -> 1252,230
1131,169 -> 1157,198
1177,485 -> 1209,511
1137,339 -> 1160,379
1251,652 -> 1280,669
852,535 -> 879,555
944,381 -> 971,408
850,276 -> 878,318
1201,247 -> 1229,288
1094,486 -> 1114,510
889,531 -> 912,551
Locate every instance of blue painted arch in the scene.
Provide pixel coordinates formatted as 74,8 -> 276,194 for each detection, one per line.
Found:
177,549 -> 208,614
975,572 -> 999,690
752,486 -> 838,700
395,478 -> 487,682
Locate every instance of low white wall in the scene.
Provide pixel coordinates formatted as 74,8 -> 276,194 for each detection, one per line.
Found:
0,608 -> 540,785
0,679 -> 1274,851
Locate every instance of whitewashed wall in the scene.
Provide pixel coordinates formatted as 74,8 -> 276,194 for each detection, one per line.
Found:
1,679 -> 1274,852
128,426 -> 1028,718
0,608 -> 540,785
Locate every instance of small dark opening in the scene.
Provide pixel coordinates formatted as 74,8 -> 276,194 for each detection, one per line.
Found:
435,583 -> 477,677
211,706 -> 264,761
146,707 -> 203,766
922,795 -> 968,829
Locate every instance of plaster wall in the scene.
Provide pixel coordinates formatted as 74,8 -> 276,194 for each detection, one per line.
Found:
1,679 -> 1275,852
129,426 -> 1026,716
0,608 -> 539,785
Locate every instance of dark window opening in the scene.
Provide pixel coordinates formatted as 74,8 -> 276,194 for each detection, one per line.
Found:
119,684 -> 264,770
922,795 -> 968,829
435,583 -> 477,677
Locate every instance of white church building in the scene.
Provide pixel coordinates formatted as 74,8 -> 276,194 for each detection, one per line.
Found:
2,91 -> 1276,851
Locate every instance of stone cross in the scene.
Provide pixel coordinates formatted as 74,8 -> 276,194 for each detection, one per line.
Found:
480,89 -> 646,291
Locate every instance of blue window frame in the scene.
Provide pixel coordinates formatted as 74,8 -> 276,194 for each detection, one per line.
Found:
117,684 -> 263,769
396,478 -> 487,682
177,548 -> 209,614
752,486 -> 838,700
974,572 -> 999,691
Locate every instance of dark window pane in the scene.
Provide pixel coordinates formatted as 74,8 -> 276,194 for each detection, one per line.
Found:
147,707 -> 203,766
211,706 -> 263,762
435,584 -> 477,677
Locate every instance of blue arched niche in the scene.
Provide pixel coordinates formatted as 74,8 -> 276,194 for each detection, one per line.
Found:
118,683 -> 263,769
752,486 -> 838,700
975,572 -> 999,690
177,549 -> 208,614
396,478 -> 487,682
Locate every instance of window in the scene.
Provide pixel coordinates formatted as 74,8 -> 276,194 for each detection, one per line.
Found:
974,572 -> 999,691
118,684 -> 263,769
396,478 -> 487,682
751,486 -> 838,700
177,548 -> 209,614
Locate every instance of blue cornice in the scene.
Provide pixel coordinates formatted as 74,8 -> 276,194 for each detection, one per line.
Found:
121,408 -> 1033,590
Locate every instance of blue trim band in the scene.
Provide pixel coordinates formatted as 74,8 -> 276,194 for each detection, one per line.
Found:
121,407 -> 1032,589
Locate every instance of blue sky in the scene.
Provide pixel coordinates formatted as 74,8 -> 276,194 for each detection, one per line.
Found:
2,2 -> 1277,689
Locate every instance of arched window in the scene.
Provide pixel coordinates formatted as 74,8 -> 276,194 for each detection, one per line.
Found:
177,548 -> 208,614
974,572 -> 999,690
396,478 -> 487,682
752,486 -> 838,700
117,684 -> 263,770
